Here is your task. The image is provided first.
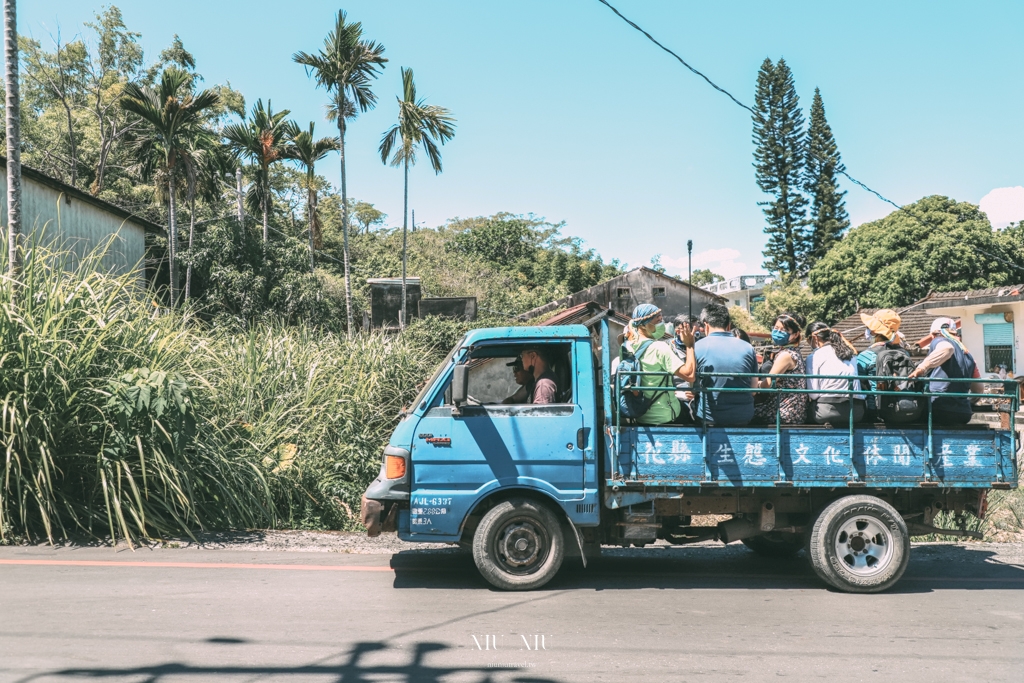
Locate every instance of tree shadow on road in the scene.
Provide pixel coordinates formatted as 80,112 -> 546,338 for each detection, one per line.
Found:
18,640 -> 565,683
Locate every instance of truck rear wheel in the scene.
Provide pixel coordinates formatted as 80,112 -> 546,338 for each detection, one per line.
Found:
742,532 -> 805,557
472,498 -> 564,591
808,495 -> 909,593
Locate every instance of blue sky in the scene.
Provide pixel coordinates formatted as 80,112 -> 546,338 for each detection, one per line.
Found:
18,1 -> 1024,278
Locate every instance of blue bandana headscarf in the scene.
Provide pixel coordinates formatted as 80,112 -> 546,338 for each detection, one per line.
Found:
631,304 -> 661,326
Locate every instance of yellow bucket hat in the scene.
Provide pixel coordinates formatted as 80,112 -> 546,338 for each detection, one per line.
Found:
860,309 -> 901,342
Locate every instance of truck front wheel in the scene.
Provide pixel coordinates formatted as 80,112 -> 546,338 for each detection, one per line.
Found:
808,495 -> 909,593
472,498 -> 565,591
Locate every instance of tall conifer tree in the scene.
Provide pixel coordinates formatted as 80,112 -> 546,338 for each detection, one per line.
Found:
752,57 -> 808,277
803,88 -> 849,270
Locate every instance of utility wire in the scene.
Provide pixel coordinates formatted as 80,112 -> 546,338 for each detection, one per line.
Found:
595,0 -> 753,113
595,0 -> 1022,272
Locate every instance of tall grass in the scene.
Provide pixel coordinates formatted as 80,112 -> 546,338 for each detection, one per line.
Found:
0,242 -> 433,544
197,325 -> 432,529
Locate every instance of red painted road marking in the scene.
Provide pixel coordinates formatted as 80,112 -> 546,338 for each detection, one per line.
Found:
0,559 -> 394,572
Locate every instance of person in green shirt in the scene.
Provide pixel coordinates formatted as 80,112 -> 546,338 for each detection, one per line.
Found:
623,304 -> 695,425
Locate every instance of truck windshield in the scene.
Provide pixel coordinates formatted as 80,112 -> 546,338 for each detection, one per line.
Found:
411,336 -> 464,412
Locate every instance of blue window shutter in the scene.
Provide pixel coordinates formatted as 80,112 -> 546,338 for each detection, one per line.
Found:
983,322 -> 1013,346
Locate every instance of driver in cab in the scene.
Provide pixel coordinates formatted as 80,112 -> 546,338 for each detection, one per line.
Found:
520,347 -> 559,404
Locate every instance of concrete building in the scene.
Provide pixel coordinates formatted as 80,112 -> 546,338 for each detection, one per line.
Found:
704,274 -> 776,313
921,285 -> 1024,375
519,266 -> 724,322
366,277 -> 422,330
0,156 -> 162,275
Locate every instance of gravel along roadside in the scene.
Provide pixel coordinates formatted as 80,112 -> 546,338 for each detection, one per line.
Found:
29,530 -> 1024,565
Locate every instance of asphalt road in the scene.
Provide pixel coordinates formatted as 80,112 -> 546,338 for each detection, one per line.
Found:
2,542 -> 1024,683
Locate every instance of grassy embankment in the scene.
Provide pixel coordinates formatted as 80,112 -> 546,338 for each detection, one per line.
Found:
0,242 -> 435,545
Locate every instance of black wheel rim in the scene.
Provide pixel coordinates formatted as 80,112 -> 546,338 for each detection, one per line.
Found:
493,515 -> 550,576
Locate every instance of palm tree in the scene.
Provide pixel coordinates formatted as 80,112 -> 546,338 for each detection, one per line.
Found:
288,122 -> 338,272
223,99 -> 294,245
182,132 -> 232,300
294,10 -> 386,333
120,67 -> 219,305
4,0 -> 22,276
379,67 -> 456,328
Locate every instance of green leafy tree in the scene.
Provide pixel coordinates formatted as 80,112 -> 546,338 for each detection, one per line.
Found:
223,99 -> 295,245
808,195 -> 1018,321
689,268 -> 724,287
803,88 -> 849,270
289,122 -> 338,272
752,276 -> 822,329
350,199 -> 386,233
119,66 -> 219,305
753,57 -> 808,276
378,67 -> 456,328
294,10 -> 387,334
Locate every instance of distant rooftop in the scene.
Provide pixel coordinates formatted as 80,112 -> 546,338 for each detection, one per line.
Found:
366,277 -> 422,285
704,275 -> 776,295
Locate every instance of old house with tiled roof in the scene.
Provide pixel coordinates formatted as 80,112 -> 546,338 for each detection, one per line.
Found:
519,266 -> 724,323
921,284 -> 1024,375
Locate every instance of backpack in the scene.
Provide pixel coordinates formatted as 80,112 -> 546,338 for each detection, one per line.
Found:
618,340 -> 665,419
874,346 -> 924,425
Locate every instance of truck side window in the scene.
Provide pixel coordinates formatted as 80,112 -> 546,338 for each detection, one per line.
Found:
464,344 -> 574,405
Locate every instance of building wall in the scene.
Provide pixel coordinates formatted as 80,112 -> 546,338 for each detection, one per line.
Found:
0,168 -> 148,275
924,302 -> 1023,375
523,268 -> 722,322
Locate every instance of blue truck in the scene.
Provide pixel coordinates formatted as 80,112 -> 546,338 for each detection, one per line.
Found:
361,319 -> 1019,593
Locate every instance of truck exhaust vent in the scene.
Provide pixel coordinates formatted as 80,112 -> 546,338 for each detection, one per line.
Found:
576,503 -> 596,514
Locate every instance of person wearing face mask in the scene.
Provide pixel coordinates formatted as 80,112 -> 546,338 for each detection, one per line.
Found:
753,312 -> 807,425
805,322 -> 865,425
623,304 -> 694,425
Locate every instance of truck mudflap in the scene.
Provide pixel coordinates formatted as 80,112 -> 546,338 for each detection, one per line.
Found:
360,496 -> 382,537
360,496 -> 400,537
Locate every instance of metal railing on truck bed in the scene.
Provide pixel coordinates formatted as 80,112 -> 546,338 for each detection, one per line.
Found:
605,369 -> 1019,491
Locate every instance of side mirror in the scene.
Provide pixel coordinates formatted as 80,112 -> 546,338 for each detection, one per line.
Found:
451,364 -> 469,406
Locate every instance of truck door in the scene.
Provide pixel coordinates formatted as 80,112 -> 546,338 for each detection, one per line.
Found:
408,341 -> 585,537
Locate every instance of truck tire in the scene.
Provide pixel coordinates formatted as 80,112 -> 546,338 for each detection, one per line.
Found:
472,498 -> 565,591
808,495 -> 909,593
742,532 -> 805,557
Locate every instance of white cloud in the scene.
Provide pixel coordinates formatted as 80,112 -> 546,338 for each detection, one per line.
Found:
980,187 -> 1024,228
662,247 -> 748,278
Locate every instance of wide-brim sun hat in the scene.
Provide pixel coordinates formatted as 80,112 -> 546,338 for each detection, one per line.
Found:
860,309 -> 901,341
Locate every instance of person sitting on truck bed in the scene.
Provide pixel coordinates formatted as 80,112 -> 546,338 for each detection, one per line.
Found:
908,317 -> 983,425
520,346 -> 559,404
753,312 -> 808,425
806,322 -> 865,425
501,356 -> 534,404
856,309 -> 916,423
677,302 -> 758,426
624,304 -> 695,425
670,314 -> 701,423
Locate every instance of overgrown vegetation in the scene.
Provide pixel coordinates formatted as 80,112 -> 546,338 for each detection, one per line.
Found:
0,241 -> 432,544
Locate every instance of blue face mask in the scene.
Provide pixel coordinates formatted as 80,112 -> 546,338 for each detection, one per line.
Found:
771,329 -> 791,346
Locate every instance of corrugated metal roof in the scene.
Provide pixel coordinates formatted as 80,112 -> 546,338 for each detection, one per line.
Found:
540,301 -> 631,327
